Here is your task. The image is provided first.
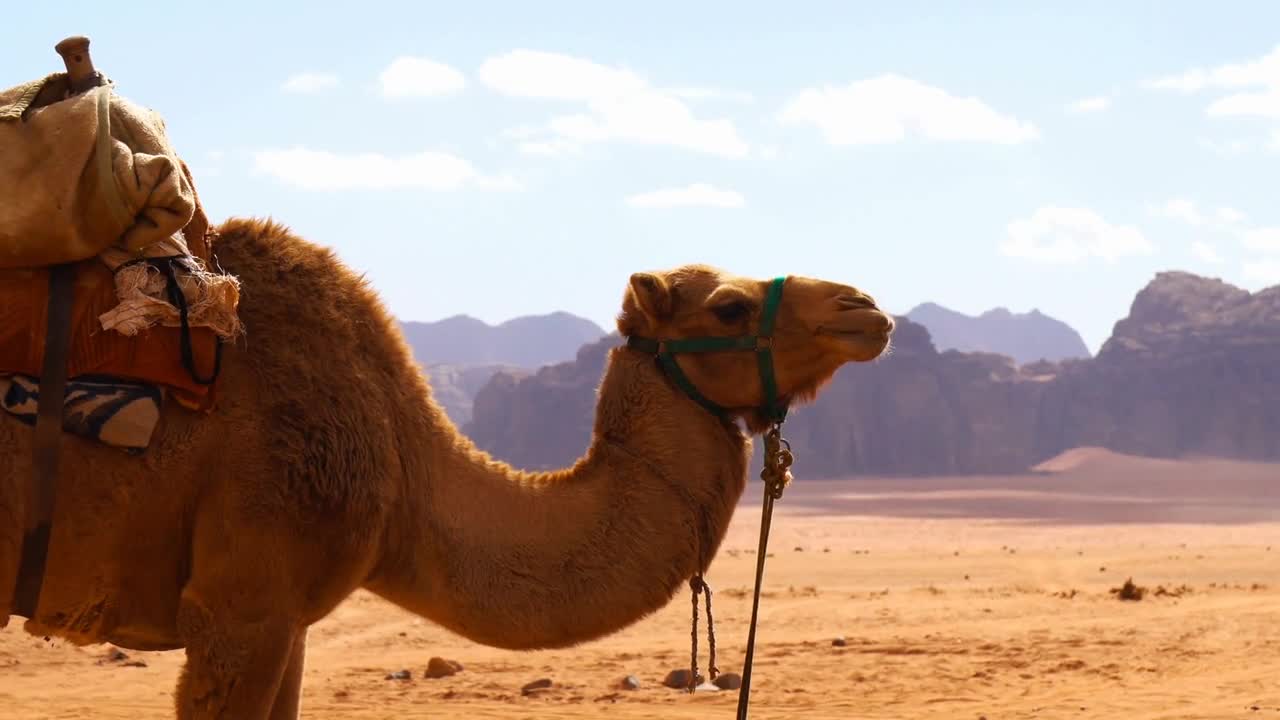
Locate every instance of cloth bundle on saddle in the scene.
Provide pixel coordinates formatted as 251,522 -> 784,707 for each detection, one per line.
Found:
0,38 -> 241,452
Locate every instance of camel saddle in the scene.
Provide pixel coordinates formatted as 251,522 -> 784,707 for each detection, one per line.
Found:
1,38 -> 241,619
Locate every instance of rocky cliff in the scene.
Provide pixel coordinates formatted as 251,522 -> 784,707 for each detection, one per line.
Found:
1038,272 -> 1280,462
400,311 -> 606,426
463,272 -> 1280,476
904,302 -> 1090,363
424,363 -> 526,426
465,336 -> 613,468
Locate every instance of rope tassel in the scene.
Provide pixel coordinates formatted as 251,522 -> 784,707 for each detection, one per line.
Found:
688,574 -> 718,691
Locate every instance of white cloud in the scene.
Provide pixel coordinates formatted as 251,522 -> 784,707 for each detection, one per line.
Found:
778,74 -> 1039,145
478,50 -> 748,157
252,147 -> 517,192
1243,227 -> 1280,253
625,183 -> 745,209
1207,89 -> 1280,119
1217,206 -> 1246,224
1271,128 -> 1280,151
1001,206 -> 1153,263
1151,198 -> 1204,226
1191,241 -> 1225,264
1243,257 -> 1280,285
501,125 -> 542,140
282,72 -> 340,94
1149,199 -> 1249,234
518,139 -> 582,156
479,49 -> 645,100
1149,46 -> 1280,126
379,57 -> 466,98
665,87 -> 756,103
1148,45 -> 1280,93
1067,96 -> 1109,114
1198,137 -> 1252,155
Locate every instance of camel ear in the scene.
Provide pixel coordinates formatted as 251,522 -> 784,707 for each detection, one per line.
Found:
628,272 -> 673,324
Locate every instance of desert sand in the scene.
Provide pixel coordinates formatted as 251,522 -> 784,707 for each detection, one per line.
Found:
2,449 -> 1277,719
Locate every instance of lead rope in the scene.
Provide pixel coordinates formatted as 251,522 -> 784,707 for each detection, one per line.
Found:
736,424 -> 793,719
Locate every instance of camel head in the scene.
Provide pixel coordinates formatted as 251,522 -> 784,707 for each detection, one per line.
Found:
617,264 -> 894,431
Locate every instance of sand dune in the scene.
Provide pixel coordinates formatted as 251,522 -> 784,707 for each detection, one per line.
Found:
2,450 -> 1278,719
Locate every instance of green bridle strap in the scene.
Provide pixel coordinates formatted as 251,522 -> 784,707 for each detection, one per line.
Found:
626,277 -> 789,424
756,277 -> 787,424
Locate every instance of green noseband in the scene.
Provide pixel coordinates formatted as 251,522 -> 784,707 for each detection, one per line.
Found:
626,276 -> 789,425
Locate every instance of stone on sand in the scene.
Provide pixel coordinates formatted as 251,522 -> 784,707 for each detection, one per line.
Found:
713,672 -> 742,690
662,668 -> 699,689
521,678 -> 553,695
424,657 -> 463,679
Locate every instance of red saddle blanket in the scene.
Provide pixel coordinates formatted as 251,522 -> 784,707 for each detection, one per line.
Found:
0,259 -> 220,410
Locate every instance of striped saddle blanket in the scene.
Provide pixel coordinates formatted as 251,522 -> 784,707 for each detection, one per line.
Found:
0,374 -> 162,453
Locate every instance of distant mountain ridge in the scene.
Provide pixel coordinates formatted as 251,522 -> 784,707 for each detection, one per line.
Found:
400,311 -> 606,368
904,302 -> 1090,364
397,311 -> 606,425
462,271 -> 1280,475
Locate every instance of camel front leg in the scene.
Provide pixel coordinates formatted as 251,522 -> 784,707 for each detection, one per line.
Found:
267,629 -> 307,720
174,587 -> 299,720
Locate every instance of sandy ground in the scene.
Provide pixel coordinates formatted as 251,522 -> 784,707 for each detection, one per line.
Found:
2,449 -> 1278,719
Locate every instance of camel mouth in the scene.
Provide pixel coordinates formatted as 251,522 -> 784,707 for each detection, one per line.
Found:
821,328 -> 868,338
817,324 -> 893,342
818,326 -> 892,361
820,308 -> 895,336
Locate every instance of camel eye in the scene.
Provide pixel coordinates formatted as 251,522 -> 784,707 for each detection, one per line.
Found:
711,300 -> 751,324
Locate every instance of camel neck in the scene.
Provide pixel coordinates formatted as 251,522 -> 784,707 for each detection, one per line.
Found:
365,346 -> 750,649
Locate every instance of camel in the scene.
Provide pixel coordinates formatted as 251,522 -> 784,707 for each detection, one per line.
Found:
0,217 -> 895,718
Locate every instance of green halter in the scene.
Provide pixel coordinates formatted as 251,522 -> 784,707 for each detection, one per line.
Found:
626,276 -> 789,425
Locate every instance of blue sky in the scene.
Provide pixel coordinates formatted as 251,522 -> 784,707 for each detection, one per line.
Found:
7,2 -> 1280,352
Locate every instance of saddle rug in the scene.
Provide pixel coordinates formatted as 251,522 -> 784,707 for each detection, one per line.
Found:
0,374 -> 161,453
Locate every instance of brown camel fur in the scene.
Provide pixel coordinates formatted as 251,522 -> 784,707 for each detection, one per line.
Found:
0,217 -> 894,718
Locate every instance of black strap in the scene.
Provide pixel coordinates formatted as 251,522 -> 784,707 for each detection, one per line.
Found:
13,262 -> 76,617
156,258 -> 222,386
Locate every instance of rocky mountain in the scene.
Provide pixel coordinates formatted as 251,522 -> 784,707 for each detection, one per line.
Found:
400,312 -> 606,368
466,336 -> 615,468
1039,272 -> 1280,462
462,272 -> 1280,476
904,302 -> 1090,364
424,363 -> 527,426
399,312 -> 606,425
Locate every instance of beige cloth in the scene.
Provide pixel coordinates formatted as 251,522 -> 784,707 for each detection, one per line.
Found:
96,249 -> 243,339
0,72 -> 196,269
0,72 -> 240,340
